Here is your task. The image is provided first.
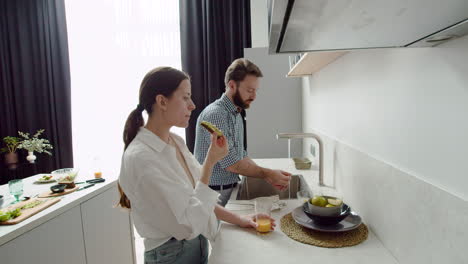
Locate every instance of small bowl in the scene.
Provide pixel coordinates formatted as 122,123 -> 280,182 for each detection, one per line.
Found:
50,184 -> 67,193
303,202 -> 351,225
308,195 -> 344,216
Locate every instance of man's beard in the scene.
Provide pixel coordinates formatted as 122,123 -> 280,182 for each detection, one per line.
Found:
233,90 -> 250,109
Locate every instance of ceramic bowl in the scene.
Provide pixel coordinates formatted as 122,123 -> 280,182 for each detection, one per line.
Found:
50,184 -> 67,193
307,195 -> 344,216
303,202 -> 351,225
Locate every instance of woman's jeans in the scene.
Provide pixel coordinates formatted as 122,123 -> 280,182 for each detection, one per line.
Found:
144,235 -> 208,264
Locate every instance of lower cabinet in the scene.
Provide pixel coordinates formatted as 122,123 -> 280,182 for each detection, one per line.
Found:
0,206 -> 87,264
0,185 -> 135,264
80,186 -> 135,264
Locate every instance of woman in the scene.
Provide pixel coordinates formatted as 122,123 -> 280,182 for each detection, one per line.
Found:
118,67 -> 275,264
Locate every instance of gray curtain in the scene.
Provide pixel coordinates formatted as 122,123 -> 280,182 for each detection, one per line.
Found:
0,0 -> 73,183
179,0 -> 251,152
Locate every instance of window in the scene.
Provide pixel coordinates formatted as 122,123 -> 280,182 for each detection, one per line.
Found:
65,0 -> 183,175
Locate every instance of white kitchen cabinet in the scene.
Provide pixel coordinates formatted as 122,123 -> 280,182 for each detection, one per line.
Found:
80,186 -> 135,264
0,205 -> 87,264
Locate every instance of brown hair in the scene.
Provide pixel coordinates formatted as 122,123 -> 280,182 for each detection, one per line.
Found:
118,67 -> 190,209
224,58 -> 263,87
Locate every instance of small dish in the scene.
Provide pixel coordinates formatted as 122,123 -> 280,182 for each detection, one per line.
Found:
50,184 -> 67,193
291,205 -> 362,232
34,174 -> 56,184
303,202 -> 350,225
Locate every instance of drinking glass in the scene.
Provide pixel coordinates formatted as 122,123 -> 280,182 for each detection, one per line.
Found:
254,197 -> 273,234
9,179 -> 23,203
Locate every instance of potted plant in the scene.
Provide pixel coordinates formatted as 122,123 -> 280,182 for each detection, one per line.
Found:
1,136 -> 21,169
17,129 -> 53,163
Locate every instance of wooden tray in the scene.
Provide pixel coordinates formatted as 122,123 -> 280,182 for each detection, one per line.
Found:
38,185 -> 79,198
0,198 -> 61,225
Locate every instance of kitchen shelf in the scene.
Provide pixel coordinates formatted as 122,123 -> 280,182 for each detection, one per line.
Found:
287,51 -> 349,77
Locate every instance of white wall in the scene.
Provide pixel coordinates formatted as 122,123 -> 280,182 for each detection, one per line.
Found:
244,47 -> 302,158
250,0 -> 269,47
302,35 -> 468,201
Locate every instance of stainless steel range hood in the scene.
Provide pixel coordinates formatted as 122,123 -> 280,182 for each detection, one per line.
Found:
269,0 -> 468,54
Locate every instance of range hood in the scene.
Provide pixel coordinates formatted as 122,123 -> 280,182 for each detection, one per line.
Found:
269,0 -> 468,54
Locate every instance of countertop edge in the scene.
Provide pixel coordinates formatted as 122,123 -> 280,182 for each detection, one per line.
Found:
0,178 -> 117,246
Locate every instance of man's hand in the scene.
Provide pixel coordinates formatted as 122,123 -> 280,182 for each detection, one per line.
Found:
264,169 -> 292,191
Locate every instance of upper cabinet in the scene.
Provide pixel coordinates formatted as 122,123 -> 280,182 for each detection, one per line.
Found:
269,0 -> 468,54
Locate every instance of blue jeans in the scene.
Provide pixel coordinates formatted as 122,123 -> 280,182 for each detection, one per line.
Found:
144,235 -> 208,264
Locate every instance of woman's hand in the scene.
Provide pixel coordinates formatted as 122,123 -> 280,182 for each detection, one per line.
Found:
206,134 -> 228,164
237,213 -> 276,231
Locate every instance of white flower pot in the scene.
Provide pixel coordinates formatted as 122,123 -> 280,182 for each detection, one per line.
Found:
26,151 -> 36,163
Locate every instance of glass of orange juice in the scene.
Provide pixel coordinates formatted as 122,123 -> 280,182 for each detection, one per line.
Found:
254,197 -> 273,234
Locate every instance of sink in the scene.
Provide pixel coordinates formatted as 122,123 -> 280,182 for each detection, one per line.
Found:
235,174 -> 311,200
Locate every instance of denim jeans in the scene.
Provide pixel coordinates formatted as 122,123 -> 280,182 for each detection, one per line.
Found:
144,235 -> 208,264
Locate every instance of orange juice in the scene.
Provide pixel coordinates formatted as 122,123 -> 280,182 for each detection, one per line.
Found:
256,218 -> 271,233
94,172 -> 102,178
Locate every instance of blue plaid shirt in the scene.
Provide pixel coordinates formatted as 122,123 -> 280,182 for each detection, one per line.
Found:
194,93 -> 247,186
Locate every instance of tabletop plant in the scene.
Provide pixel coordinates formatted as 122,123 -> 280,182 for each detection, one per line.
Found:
0,136 -> 21,154
17,129 -> 53,155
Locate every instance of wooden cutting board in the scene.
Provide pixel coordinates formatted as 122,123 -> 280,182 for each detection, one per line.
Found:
38,185 -> 79,198
0,198 -> 61,225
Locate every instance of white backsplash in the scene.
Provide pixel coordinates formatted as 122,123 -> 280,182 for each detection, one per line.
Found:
306,133 -> 468,264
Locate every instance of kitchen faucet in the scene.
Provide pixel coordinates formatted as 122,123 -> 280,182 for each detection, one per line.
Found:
276,133 -> 325,187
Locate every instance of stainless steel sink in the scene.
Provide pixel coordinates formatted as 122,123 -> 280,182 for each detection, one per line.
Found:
235,174 -> 311,200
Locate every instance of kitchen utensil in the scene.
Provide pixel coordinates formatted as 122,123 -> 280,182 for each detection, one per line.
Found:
291,205 -> 361,232
77,183 -> 95,191
303,202 -> 351,225
75,178 -> 105,184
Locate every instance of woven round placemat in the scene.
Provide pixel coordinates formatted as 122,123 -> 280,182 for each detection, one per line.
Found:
280,213 -> 368,248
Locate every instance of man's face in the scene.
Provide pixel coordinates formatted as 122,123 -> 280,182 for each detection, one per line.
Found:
232,75 -> 260,109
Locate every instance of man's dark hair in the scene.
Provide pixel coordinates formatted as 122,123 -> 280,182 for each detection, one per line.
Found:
224,58 -> 263,87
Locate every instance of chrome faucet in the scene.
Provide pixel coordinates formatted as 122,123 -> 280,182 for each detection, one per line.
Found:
276,133 -> 325,187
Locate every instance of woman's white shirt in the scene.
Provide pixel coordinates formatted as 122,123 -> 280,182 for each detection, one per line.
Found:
119,127 -> 220,251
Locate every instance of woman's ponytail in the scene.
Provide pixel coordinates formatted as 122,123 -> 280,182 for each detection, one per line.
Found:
123,107 -> 145,150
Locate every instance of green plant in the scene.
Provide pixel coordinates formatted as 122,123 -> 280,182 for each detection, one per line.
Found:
17,129 -> 53,155
0,136 -> 21,153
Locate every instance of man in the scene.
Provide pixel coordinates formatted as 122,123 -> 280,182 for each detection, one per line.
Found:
194,58 -> 292,206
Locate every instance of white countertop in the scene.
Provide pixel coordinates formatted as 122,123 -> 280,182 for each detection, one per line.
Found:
0,172 -> 118,246
209,158 -> 398,264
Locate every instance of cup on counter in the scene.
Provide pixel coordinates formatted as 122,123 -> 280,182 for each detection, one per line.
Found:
254,197 -> 273,234
9,179 -> 23,203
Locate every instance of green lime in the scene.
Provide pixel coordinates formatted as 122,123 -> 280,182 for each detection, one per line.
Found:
327,198 -> 343,206
311,196 -> 327,207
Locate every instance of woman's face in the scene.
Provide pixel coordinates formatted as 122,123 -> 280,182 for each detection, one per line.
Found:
165,79 -> 196,128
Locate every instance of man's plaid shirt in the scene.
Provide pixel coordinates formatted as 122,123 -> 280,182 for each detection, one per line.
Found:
194,93 -> 247,186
